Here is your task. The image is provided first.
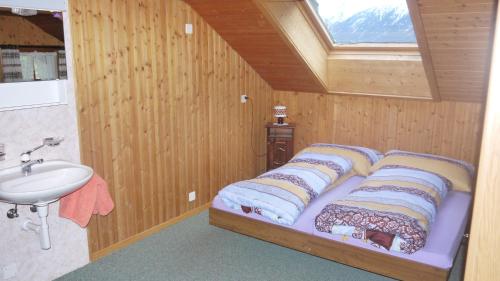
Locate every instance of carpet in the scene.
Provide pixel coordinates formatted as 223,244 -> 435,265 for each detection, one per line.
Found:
58,211 -> 465,281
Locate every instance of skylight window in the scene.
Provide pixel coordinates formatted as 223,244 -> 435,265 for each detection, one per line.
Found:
309,0 -> 417,45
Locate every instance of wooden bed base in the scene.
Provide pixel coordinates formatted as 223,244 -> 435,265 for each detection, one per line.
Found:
210,207 -> 451,281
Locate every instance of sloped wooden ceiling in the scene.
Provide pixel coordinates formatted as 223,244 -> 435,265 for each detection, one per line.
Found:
409,0 -> 496,102
186,0 -> 496,102
184,0 -> 327,93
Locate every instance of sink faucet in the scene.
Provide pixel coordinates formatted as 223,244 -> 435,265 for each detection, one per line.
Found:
21,159 -> 44,176
20,137 -> 64,176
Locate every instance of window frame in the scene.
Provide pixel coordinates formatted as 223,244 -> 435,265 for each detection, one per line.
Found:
301,0 -> 419,52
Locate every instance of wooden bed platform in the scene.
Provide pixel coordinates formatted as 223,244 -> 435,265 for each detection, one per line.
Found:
209,207 -> 452,281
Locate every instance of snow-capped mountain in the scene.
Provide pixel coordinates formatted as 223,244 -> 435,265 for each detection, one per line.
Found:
310,1 -> 417,44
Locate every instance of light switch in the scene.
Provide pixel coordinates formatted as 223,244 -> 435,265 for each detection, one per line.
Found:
188,191 -> 196,202
185,23 -> 193,34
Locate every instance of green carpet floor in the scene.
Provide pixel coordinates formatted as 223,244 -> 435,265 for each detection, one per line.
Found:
58,211 -> 465,281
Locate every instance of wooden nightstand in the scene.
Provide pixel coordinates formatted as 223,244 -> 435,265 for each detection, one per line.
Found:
266,122 -> 295,171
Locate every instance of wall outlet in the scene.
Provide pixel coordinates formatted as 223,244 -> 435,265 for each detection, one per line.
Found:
185,23 -> 193,34
240,94 -> 248,103
188,191 -> 196,202
2,263 -> 17,280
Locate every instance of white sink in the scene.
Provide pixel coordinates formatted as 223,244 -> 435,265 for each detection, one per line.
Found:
0,160 -> 94,205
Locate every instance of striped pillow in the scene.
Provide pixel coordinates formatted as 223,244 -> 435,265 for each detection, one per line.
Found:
295,144 -> 383,176
370,150 -> 475,192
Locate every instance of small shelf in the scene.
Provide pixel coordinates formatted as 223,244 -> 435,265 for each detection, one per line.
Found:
265,123 -> 295,171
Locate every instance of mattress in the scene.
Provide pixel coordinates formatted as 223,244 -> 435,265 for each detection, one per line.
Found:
211,176 -> 471,270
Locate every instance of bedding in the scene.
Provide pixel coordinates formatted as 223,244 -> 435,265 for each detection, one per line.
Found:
315,165 -> 451,254
212,175 -> 471,270
218,146 -> 353,225
301,144 -> 383,176
370,150 -> 475,192
324,170 -> 356,192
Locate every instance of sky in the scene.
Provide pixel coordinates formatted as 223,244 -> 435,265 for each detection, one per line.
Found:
315,0 -> 409,22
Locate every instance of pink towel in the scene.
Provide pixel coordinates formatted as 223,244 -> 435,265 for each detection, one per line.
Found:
59,174 -> 114,227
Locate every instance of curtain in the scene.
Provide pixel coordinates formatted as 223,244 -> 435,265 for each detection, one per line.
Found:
57,50 -> 67,79
33,52 -> 58,80
0,49 -> 23,82
20,53 -> 35,81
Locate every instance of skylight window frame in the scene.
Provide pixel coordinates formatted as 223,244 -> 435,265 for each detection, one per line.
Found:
301,0 -> 419,52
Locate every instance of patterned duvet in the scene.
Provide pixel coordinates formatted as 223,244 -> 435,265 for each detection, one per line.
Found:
218,148 -> 354,225
315,166 -> 450,254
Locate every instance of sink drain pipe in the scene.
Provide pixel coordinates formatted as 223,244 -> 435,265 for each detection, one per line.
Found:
22,205 -> 51,250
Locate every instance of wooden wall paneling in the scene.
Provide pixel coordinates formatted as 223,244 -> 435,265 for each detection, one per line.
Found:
128,0 -> 145,236
110,0 -> 128,243
150,0 -> 161,224
87,0 -> 106,248
109,0 -> 131,244
465,3 -> 500,279
273,91 -> 484,165
413,0 -> 496,102
327,53 -> 433,99
70,0 -> 272,256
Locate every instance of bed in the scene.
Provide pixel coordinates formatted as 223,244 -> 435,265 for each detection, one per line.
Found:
210,148 -> 473,281
210,176 -> 471,280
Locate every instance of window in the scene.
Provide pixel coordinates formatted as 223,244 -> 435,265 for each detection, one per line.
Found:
308,0 -> 417,45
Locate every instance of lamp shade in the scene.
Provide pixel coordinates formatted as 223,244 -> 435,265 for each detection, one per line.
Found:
273,105 -> 287,118
273,105 -> 287,125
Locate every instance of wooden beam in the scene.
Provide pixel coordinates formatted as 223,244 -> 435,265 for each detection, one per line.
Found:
406,0 -> 441,101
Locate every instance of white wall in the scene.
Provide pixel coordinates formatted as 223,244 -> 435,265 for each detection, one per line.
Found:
0,103 -> 89,281
0,80 -> 68,111
0,4 -> 89,280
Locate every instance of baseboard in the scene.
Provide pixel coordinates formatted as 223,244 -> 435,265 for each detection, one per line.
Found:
90,202 -> 211,261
